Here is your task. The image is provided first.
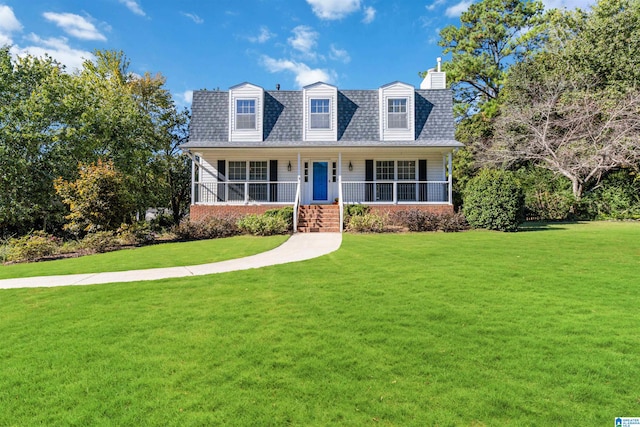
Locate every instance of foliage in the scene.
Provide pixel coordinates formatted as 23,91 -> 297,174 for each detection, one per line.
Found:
5,231 -> 61,263
390,210 -> 469,232
344,204 -> 370,217
236,214 -> 289,236
433,0 -> 545,116
117,222 -> 156,246
463,168 -> 525,231
263,207 -> 294,232
55,159 -> 135,234
581,170 -> 640,219
515,167 -> 575,220
78,231 -> 120,254
491,60 -> 640,202
173,215 -> 241,241
0,48 -> 190,235
346,212 -> 386,233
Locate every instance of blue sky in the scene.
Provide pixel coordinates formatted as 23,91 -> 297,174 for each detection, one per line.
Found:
0,0 -> 591,108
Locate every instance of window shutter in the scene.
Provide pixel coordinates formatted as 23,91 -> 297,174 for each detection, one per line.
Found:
269,160 -> 278,201
365,160 -> 374,202
418,159 -> 427,202
217,160 -> 226,202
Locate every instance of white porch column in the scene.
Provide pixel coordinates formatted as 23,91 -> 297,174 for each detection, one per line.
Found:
190,153 -> 196,205
338,152 -> 344,233
448,152 -> 453,204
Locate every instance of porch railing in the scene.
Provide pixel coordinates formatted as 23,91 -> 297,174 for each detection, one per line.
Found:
341,181 -> 450,204
194,181 -> 298,204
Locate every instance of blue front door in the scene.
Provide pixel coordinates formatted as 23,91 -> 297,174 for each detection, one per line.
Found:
313,162 -> 328,201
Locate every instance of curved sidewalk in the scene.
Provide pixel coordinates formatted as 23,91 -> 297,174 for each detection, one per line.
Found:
0,233 -> 342,290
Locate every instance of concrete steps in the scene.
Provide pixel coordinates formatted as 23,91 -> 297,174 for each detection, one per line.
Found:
297,205 -> 341,233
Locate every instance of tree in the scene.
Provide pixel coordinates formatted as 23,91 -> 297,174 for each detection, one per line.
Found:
433,0 -> 545,117
491,72 -> 640,201
54,159 -> 135,234
486,0 -> 640,202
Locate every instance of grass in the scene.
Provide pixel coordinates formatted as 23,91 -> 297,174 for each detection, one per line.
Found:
0,235 -> 288,279
1,222 -> 639,425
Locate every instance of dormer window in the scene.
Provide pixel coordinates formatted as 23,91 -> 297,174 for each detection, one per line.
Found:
236,99 -> 256,130
388,98 -> 407,129
310,99 -> 330,129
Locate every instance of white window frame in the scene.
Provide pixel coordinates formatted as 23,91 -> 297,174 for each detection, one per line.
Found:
387,98 -> 408,129
235,99 -> 256,130
309,98 -> 331,130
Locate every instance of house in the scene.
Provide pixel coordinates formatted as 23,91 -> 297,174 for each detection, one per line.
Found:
181,59 -> 462,232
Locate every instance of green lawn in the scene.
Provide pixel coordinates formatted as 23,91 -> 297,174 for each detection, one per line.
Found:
1,222 -> 639,426
0,235 -> 288,279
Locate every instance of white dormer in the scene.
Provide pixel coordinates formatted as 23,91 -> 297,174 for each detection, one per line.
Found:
229,82 -> 264,142
303,82 -> 337,142
420,57 -> 447,90
379,81 -> 415,141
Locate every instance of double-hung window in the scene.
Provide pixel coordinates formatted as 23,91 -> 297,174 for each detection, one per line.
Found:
249,161 -> 268,201
236,99 -> 256,130
375,160 -> 394,201
228,161 -> 247,201
310,99 -> 330,129
387,98 -> 407,129
397,160 -> 416,201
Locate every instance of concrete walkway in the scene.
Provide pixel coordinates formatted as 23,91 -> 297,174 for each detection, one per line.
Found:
0,233 -> 342,290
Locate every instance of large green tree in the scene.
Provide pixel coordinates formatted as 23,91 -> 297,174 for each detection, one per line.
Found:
488,0 -> 640,202
0,48 -> 190,236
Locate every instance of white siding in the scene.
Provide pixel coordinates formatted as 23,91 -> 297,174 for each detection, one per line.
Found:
303,83 -> 338,142
229,83 -> 264,142
379,82 -> 415,142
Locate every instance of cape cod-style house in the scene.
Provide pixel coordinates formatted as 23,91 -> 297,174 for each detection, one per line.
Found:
181,59 -> 462,232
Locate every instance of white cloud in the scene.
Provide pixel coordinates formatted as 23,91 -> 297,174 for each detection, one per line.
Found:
43,12 -> 106,41
329,44 -> 350,63
11,34 -> 94,71
182,90 -> 193,104
306,0 -> 361,20
181,12 -> 203,24
261,55 -> 336,88
426,0 -> 447,11
0,5 -> 22,45
445,0 -> 472,17
119,0 -> 146,17
362,6 -> 376,23
288,25 -> 318,57
248,26 -> 274,43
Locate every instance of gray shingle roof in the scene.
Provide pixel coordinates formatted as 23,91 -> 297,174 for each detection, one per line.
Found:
183,87 -> 462,149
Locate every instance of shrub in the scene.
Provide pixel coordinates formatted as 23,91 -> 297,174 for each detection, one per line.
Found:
54,159 -> 135,234
79,231 -> 120,253
5,231 -> 61,262
346,212 -> 386,233
516,167 -> 574,221
463,169 -> 525,232
581,170 -> 640,220
237,214 -> 289,236
343,204 -> 370,229
173,215 -> 241,240
438,212 -> 469,232
264,207 -> 294,231
117,222 -> 156,245
389,210 -> 468,232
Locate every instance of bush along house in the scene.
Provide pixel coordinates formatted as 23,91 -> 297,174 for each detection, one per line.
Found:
181,59 -> 462,232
